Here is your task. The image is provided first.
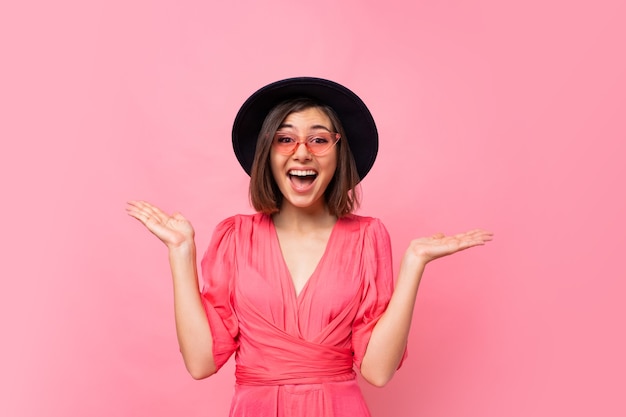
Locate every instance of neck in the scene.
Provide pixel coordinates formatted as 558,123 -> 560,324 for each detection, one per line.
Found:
272,201 -> 337,232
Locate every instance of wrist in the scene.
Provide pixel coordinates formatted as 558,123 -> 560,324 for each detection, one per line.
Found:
401,252 -> 428,270
168,239 -> 196,257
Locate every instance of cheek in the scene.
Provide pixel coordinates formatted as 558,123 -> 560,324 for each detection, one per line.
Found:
269,152 -> 284,180
326,151 -> 339,175
329,160 -> 338,177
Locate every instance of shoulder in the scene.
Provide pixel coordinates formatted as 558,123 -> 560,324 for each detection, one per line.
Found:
341,214 -> 392,255
341,214 -> 388,234
215,212 -> 267,230
205,213 -> 267,256
211,213 -> 271,241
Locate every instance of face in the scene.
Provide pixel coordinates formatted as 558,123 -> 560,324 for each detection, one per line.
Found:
270,107 -> 338,213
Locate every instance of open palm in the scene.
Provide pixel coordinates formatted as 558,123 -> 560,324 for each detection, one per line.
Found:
126,200 -> 194,249
407,229 -> 493,264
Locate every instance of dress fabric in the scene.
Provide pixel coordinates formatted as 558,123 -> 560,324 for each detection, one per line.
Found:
200,213 -> 403,417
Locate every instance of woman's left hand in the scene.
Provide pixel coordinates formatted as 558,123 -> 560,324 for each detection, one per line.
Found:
404,229 -> 493,265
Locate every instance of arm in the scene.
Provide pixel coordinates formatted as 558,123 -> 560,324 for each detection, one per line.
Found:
169,242 -> 217,379
127,201 -> 217,379
360,230 -> 493,387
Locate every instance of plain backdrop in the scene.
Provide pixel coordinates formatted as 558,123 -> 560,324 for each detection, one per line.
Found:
1,0 -> 625,416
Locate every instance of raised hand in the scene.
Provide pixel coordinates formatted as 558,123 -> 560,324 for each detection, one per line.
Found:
126,200 -> 195,249
405,229 -> 493,265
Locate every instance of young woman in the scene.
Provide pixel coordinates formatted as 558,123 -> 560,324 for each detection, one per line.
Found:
127,77 -> 493,417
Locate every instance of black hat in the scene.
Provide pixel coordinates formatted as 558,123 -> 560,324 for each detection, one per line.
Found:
232,77 -> 378,181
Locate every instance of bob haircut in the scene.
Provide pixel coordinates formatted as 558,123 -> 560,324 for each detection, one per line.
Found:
249,98 -> 361,217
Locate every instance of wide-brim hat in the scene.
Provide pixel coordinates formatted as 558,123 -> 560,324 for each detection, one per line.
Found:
232,77 -> 378,181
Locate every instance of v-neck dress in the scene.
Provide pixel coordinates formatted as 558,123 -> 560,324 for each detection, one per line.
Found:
200,213 -> 403,417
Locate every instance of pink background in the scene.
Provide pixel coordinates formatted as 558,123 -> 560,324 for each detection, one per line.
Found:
2,0 -> 625,416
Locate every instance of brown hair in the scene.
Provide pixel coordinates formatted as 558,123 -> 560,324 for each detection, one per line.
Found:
249,98 -> 361,217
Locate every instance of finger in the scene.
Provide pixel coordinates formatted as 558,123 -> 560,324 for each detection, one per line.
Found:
138,202 -> 171,224
126,202 -> 151,220
455,240 -> 484,251
463,229 -> 486,237
126,202 -> 143,216
458,229 -> 493,241
172,212 -> 187,221
126,200 -> 147,212
143,205 -> 167,222
432,232 -> 445,239
127,201 -> 154,219
466,235 -> 493,247
126,206 -> 152,225
129,200 -> 151,208
126,202 -> 165,226
472,230 -> 494,242
131,200 -> 162,214
475,229 -> 493,237
481,233 -> 494,242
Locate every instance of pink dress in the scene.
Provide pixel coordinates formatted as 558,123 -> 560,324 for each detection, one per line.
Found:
200,213 -> 403,417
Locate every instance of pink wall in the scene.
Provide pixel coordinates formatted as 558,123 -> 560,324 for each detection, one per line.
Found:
2,0 -> 625,416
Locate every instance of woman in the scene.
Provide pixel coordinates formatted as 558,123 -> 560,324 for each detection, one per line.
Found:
127,77 -> 492,416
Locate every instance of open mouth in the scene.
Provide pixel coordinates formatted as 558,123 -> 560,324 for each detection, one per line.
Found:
288,169 -> 318,188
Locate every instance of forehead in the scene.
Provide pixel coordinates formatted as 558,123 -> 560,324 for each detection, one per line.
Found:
280,107 -> 333,130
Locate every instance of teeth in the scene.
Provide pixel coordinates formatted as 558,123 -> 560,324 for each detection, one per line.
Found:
288,170 -> 317,177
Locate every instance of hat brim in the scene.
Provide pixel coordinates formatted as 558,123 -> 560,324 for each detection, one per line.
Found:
232,77 -> 378,181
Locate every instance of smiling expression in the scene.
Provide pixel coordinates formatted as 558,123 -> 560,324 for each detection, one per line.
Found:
270,107 -> 338,212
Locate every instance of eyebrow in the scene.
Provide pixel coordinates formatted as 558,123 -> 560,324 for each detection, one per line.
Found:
277,123 -> 332,132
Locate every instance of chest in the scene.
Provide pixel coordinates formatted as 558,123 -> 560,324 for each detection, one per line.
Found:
275,229 -> 332,297
230,216 -> 370,335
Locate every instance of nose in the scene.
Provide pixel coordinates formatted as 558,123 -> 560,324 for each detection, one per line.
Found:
291,140 -> 312,159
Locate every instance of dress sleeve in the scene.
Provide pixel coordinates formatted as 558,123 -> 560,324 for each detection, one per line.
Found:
200,216 -> 239,372
351,218 -> 407,369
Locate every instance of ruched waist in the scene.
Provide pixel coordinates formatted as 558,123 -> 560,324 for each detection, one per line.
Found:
236,364 -> 355,386
235,343 -> 355,386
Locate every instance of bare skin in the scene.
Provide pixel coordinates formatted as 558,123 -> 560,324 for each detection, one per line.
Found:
272,210 -> 335,298
126,200 -> 215,379
127,200 -> 492,383
359,228 -> 493,386
126,110 -> 494,384
269,108 -> 339,297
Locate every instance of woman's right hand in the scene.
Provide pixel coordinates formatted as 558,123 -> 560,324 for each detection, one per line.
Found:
126,200 -> 195,249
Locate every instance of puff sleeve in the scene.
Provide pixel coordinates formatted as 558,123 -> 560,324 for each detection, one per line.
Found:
200,217 -> 239,372
351,218 -> 407,369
